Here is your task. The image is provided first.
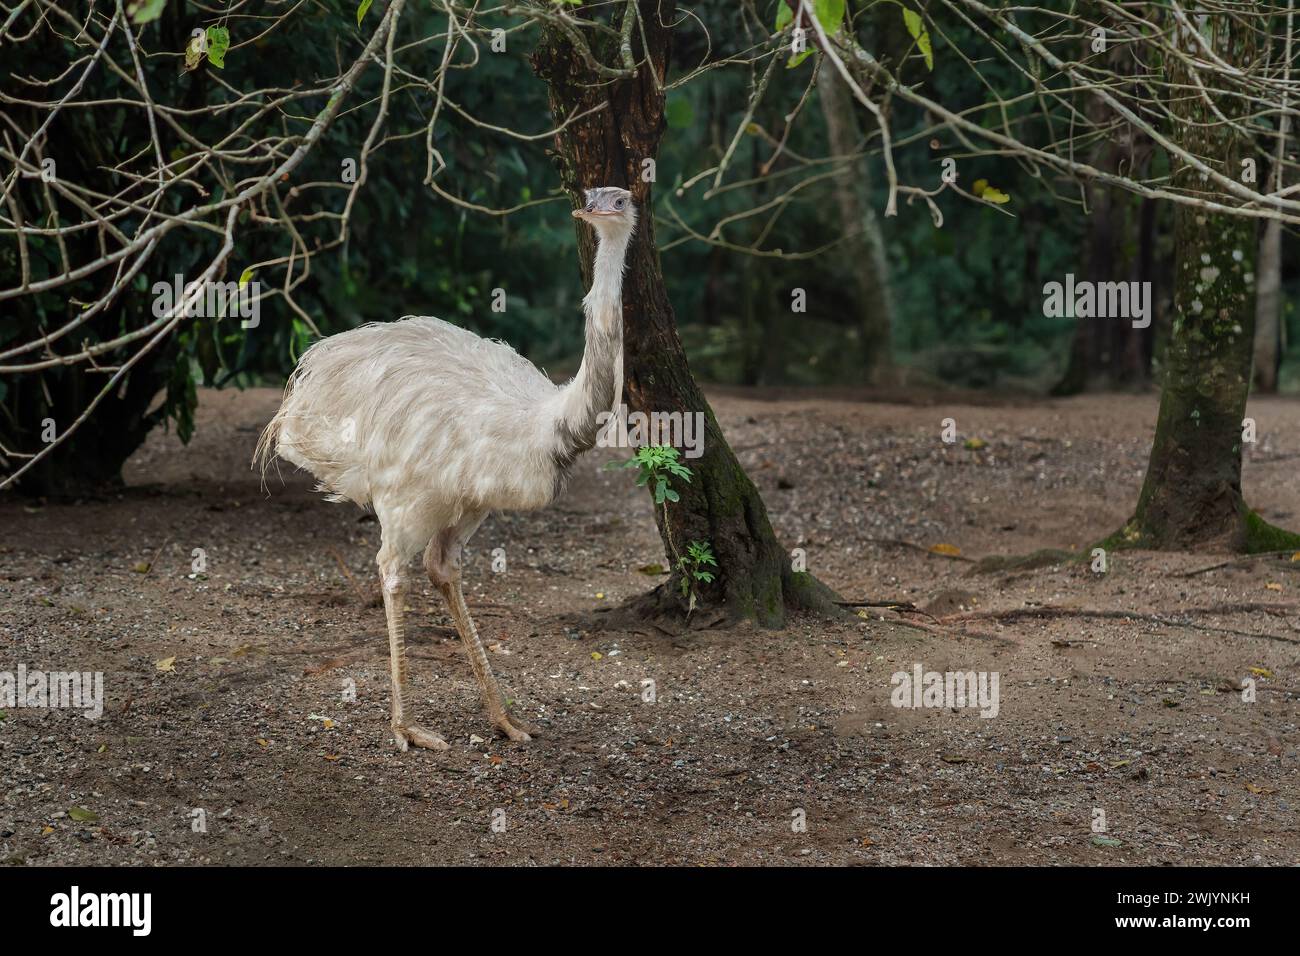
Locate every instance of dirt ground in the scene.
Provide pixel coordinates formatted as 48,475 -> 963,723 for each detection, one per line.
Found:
1,386 -> 1297,866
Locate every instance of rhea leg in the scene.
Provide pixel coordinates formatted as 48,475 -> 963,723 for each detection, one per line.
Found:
377,544 -> 448,752
424,519 -> 532,742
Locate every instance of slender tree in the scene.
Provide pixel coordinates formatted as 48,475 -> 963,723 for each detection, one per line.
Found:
818,65 -> 894,382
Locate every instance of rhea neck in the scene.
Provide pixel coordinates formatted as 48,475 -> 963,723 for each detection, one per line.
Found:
553,222 -> 633,463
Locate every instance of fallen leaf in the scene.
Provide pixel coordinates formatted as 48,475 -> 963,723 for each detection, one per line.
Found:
132,562 -> 151,574
154,656 -> 176,673
1091,835 -> 1123,848
1161,697 -> 1180,708
591,651 -> 603,661
1265,582 -> 1282,591
41,825 -> 54,836
637,564 -> 666,576
929,543 -> 962,556
68,806 -> 99,823
1110,759 -> 1131,768
255,737 -> 269,748
1244,783 -> 1275,795
324,754 -> 340,761
1247,666 -> 1273,678
940,754 -> 968,764
963,437 -> 987,450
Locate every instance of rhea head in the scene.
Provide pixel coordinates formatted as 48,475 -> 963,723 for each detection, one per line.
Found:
573,186 -> 636,238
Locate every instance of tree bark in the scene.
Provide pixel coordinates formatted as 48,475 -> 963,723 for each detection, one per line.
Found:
1124,12 -> 1298,552
1053,24 -> 1154,395
532,2 -> 842,623
1254,216 -> 1283,393
817,66 -> 894,383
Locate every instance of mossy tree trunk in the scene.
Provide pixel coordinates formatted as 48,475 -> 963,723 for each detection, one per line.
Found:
1126,13 -> 1297,552
532,2 -> 841,624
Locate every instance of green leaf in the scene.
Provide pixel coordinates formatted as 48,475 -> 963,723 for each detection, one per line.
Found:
238,267 -> 255,289
127,0 -> 166,25
901,7 -> 934,71
787,48 -> 813,70
357,0 -> 373,26
775,2 -> 793,32
205,26 -> 229,69
68,806 -> 100,823
814,0 -> 846,35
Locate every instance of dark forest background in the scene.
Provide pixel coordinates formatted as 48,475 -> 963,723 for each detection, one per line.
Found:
3,0 -> 1298,491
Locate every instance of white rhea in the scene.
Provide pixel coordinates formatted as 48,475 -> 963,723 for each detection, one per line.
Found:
255,186 -> 636,750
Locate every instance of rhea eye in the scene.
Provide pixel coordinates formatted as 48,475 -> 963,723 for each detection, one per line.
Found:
614,198 -> 625,209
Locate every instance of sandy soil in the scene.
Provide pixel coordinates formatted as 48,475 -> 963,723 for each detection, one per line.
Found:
1,387 -> 1297,866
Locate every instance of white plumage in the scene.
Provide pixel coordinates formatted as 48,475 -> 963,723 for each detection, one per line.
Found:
255,187 -> 637,751
263,317 -> 563,514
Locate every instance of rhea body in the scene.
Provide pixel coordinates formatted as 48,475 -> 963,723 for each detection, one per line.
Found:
256,187 -> 636,750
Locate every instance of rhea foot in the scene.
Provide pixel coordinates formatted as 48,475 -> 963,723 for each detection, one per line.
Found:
392,723 -> 450,752
493,714 -> 536,743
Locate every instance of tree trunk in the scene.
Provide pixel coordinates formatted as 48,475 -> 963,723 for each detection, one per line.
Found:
817,66 -> 894,383
532,2 -> 842,623
1125,13 -> 1297,552
1254,217 -> 1283,393
1053,23 -> 1154,395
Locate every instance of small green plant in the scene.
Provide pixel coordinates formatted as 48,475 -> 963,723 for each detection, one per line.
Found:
677,540 -> 718,609
609,445 -> 717,612
616,444 -> 693,504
